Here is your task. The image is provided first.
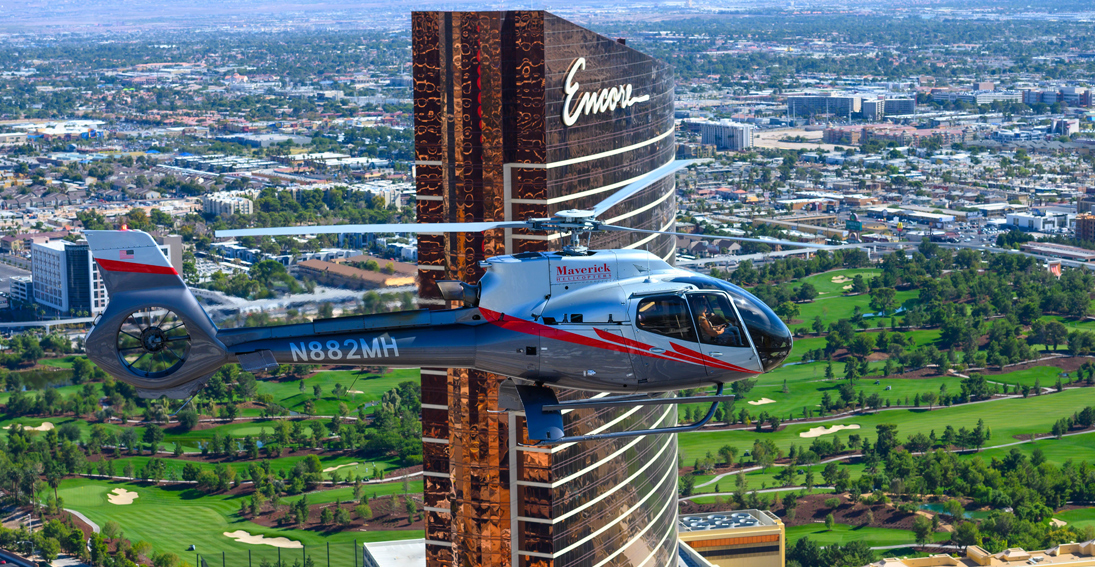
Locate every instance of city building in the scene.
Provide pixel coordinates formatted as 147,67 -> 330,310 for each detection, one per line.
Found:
864,540 -> 1095,567
9,275 -> 32,305
678,509 -> 785,567
932,91 -> 1022,105
1007,211 -> 1070,232
412,10 -> 678,567
1076,213 -> 1095,241
202,193 -> 254,216
787,93 -> 862,118
1020,242 -> 1095,262
883,98 -> 917,116
296,259 -> 415,290
31,240 -> 106,315
862,98 -> 885,121
362,539 -> 426,567
30,237 -> 179,316
699,120 -> 755,151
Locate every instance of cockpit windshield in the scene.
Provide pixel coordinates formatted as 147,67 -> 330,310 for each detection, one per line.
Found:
671,277 -> 793,372
686,292 -> 747,348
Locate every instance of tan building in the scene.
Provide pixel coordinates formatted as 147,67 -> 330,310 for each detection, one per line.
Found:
1076,213 -> 1095,242
867,540 -> 1095,567
678,509 -> 785,567
296,259 -> 415,290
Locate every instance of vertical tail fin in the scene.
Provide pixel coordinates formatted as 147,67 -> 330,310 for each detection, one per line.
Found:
84,230 -> 227,399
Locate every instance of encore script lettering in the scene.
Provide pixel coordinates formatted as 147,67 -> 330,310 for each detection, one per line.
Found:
561,57 -> 650,127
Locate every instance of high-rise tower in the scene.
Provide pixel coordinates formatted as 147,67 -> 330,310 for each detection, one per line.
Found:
413,12 -> 678,566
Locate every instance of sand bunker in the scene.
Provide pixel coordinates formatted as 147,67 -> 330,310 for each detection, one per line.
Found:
1051,519 -> 1067,528
107,488 -> 139,505
831,276 -> 850,283
347,390 -> 364,394
322,462 -> 359,473
842,285 -> 853,290
223,531 -> 303,549
800,424 -> 861,438
3,422 -> 55,432
748,398 -> 776,406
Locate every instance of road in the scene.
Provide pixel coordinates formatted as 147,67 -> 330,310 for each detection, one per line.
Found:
0,261 -> 30,294
0,548 -> 37,567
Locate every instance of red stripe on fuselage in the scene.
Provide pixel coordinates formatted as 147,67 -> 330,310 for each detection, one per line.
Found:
478,308 -> 759,375
95,258 -> 178,276
591,327 -> 756,374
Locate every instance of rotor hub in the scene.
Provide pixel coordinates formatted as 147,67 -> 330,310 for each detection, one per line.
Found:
141,327 -> 168,352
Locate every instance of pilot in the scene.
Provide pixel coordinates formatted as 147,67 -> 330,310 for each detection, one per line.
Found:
697,305 -> 728,341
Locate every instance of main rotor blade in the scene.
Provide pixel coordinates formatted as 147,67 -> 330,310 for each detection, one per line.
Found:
590,159 -> 702,219
600,224 -> 836,249
216,221 -> 530,238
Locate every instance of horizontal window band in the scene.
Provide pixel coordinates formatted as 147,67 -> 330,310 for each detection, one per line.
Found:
422,437 -> 449,444
421,403 -> 448,410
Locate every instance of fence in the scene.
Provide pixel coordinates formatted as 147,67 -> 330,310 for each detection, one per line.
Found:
195,541 -> 363,567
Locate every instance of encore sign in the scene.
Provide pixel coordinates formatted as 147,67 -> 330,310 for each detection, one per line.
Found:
561,57 -> 650,127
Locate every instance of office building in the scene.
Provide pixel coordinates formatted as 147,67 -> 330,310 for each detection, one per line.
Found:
862,99 -> 885,121
883,98 -> 917,116
678,509 -> 785,567
413,11 -> 678,567
31,238 -> 178,316
201,193 -> 254,216
865,540 -> 1095,567
932,91 -> 1022,105
9,275 -> 32,306
31,240 -> 106,315
700,120 -> 755,151
787,94 -> 862,118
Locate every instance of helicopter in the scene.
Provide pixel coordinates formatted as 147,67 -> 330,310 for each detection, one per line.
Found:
83,160 -> 828,444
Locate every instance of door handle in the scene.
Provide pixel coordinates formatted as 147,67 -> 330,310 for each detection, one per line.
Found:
650,348 -> 666,354
711,352 -> 724,357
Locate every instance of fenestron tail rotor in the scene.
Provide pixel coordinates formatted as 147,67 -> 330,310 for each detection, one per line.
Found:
116,307 -> 192,379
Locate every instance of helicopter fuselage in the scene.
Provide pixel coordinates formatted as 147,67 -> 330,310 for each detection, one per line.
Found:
221,248 -> 793,394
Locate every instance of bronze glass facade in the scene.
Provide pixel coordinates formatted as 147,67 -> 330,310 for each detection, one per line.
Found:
413,11 -> 678,567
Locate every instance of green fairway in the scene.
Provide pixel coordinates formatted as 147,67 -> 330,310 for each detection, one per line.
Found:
784,522 -> 950,548
680,387 -> 1095,459
55,477 -> 422,565
101,453 -> 405,480
256,368 -> 419,416
796,269 -> 882,296
1056,507 -> 1095,529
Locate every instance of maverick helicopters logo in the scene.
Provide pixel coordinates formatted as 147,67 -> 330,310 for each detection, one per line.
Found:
561,57 -> 650,127
555,262 -> 612,284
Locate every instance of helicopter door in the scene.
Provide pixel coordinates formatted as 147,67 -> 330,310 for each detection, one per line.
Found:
632,295 -> 710,388
686,292 -> 763,376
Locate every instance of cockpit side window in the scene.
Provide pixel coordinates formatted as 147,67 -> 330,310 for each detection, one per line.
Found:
636,296 -> 697,342
687,293 -> 747,348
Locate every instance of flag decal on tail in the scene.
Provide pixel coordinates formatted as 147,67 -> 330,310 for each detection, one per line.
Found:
120,250 -> 135,259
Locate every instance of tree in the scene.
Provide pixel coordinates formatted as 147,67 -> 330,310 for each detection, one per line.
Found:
776,301 -> 800,323
718,445 -> 738,467
177,410 -> 199,432
869,287 -> 897,314
824,513 -> 835,531
912,515 -> 933,548
102,520 -> 122,540
143,424 -> 164,454
1045,321 -> 1068,351
355,504 -> 373,522
952,521 -> 981,552
405,498 -> 418,525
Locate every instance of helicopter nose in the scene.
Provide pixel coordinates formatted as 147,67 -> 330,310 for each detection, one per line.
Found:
729,288 -> 794,372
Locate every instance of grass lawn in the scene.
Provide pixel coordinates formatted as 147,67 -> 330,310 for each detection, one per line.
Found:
679,387 -> 1095,460
101,453 -> 404,480
54,477 -> 421,566
1056,507 -> 1095,529
256,368 -> 419,416
784,522 -> 951,548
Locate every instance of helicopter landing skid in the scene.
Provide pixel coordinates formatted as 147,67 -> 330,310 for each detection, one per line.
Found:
499,381 -> 734,446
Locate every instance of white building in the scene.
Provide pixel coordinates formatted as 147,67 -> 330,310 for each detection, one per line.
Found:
10,275 -> 32,305
699,120 -> 754,151
1007,212 -> 1070,232
31,239 -> 174,315
202,194 -> 254,216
